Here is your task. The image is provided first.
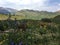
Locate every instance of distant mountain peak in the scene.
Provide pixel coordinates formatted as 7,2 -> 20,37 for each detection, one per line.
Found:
0,7 -> 18,15
56,10 -> 60,12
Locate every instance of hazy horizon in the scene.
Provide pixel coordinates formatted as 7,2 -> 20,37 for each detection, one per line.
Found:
0,0 -> 60,12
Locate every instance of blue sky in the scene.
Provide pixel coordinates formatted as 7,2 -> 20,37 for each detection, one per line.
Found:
0,0 -> 60,12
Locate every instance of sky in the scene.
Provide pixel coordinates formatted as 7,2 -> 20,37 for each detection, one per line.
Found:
0,0 -> 60,12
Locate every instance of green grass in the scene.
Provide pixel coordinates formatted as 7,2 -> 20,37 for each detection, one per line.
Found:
0,14 -> 57,20
0,14 -> 25,20
15,10 -> 58,20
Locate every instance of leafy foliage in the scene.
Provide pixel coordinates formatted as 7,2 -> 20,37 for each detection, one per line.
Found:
0,18 -> 60,45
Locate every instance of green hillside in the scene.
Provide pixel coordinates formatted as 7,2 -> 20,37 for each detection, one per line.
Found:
0,14 -> 8,20
53,15 -> 60,24
0,14 -> 25,20
0,9 -> 59,20
0,10 -> 60,45
15,9 -> 58,20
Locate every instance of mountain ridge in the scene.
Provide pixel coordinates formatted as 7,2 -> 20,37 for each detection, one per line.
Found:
0,7 -> 59,20
0,7 -> 18,15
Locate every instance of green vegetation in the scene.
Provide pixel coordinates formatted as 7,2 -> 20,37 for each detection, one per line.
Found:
0,10 -> 60,45
15,10 -> 58,20
0,17 -> 60,45
53,15 -> 60,24
0,10 -> 59,20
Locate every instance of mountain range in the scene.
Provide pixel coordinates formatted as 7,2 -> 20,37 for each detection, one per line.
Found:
0,7 -> 60,20
0,7 -> 17,15
15,9 -> 60,20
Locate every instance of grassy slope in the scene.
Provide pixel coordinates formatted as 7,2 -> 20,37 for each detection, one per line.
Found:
0,14 -> 25,20
0,10 -> 58,20
16,10 -> 57,20
0,14 -> 8,20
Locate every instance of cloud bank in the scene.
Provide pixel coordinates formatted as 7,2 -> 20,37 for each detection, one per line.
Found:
0,0 -> 60,12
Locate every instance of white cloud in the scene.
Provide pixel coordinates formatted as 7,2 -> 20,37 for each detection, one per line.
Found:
0,0 -> 47,10
4,0 -> 47,5
0,0 -> 4,5
0,0 -> 60,11
0,0 -> 47,8
0,0 -> 47,5
58,3 -> 60,6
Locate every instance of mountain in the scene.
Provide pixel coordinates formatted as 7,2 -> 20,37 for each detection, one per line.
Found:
0,9 -> 59,20
15,9 -> 58,20
0,7 -> 10,15
6,8 -> 17,15
56,10 -> 60,12
0,7 -> 18,15
55,10 -> 60,15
